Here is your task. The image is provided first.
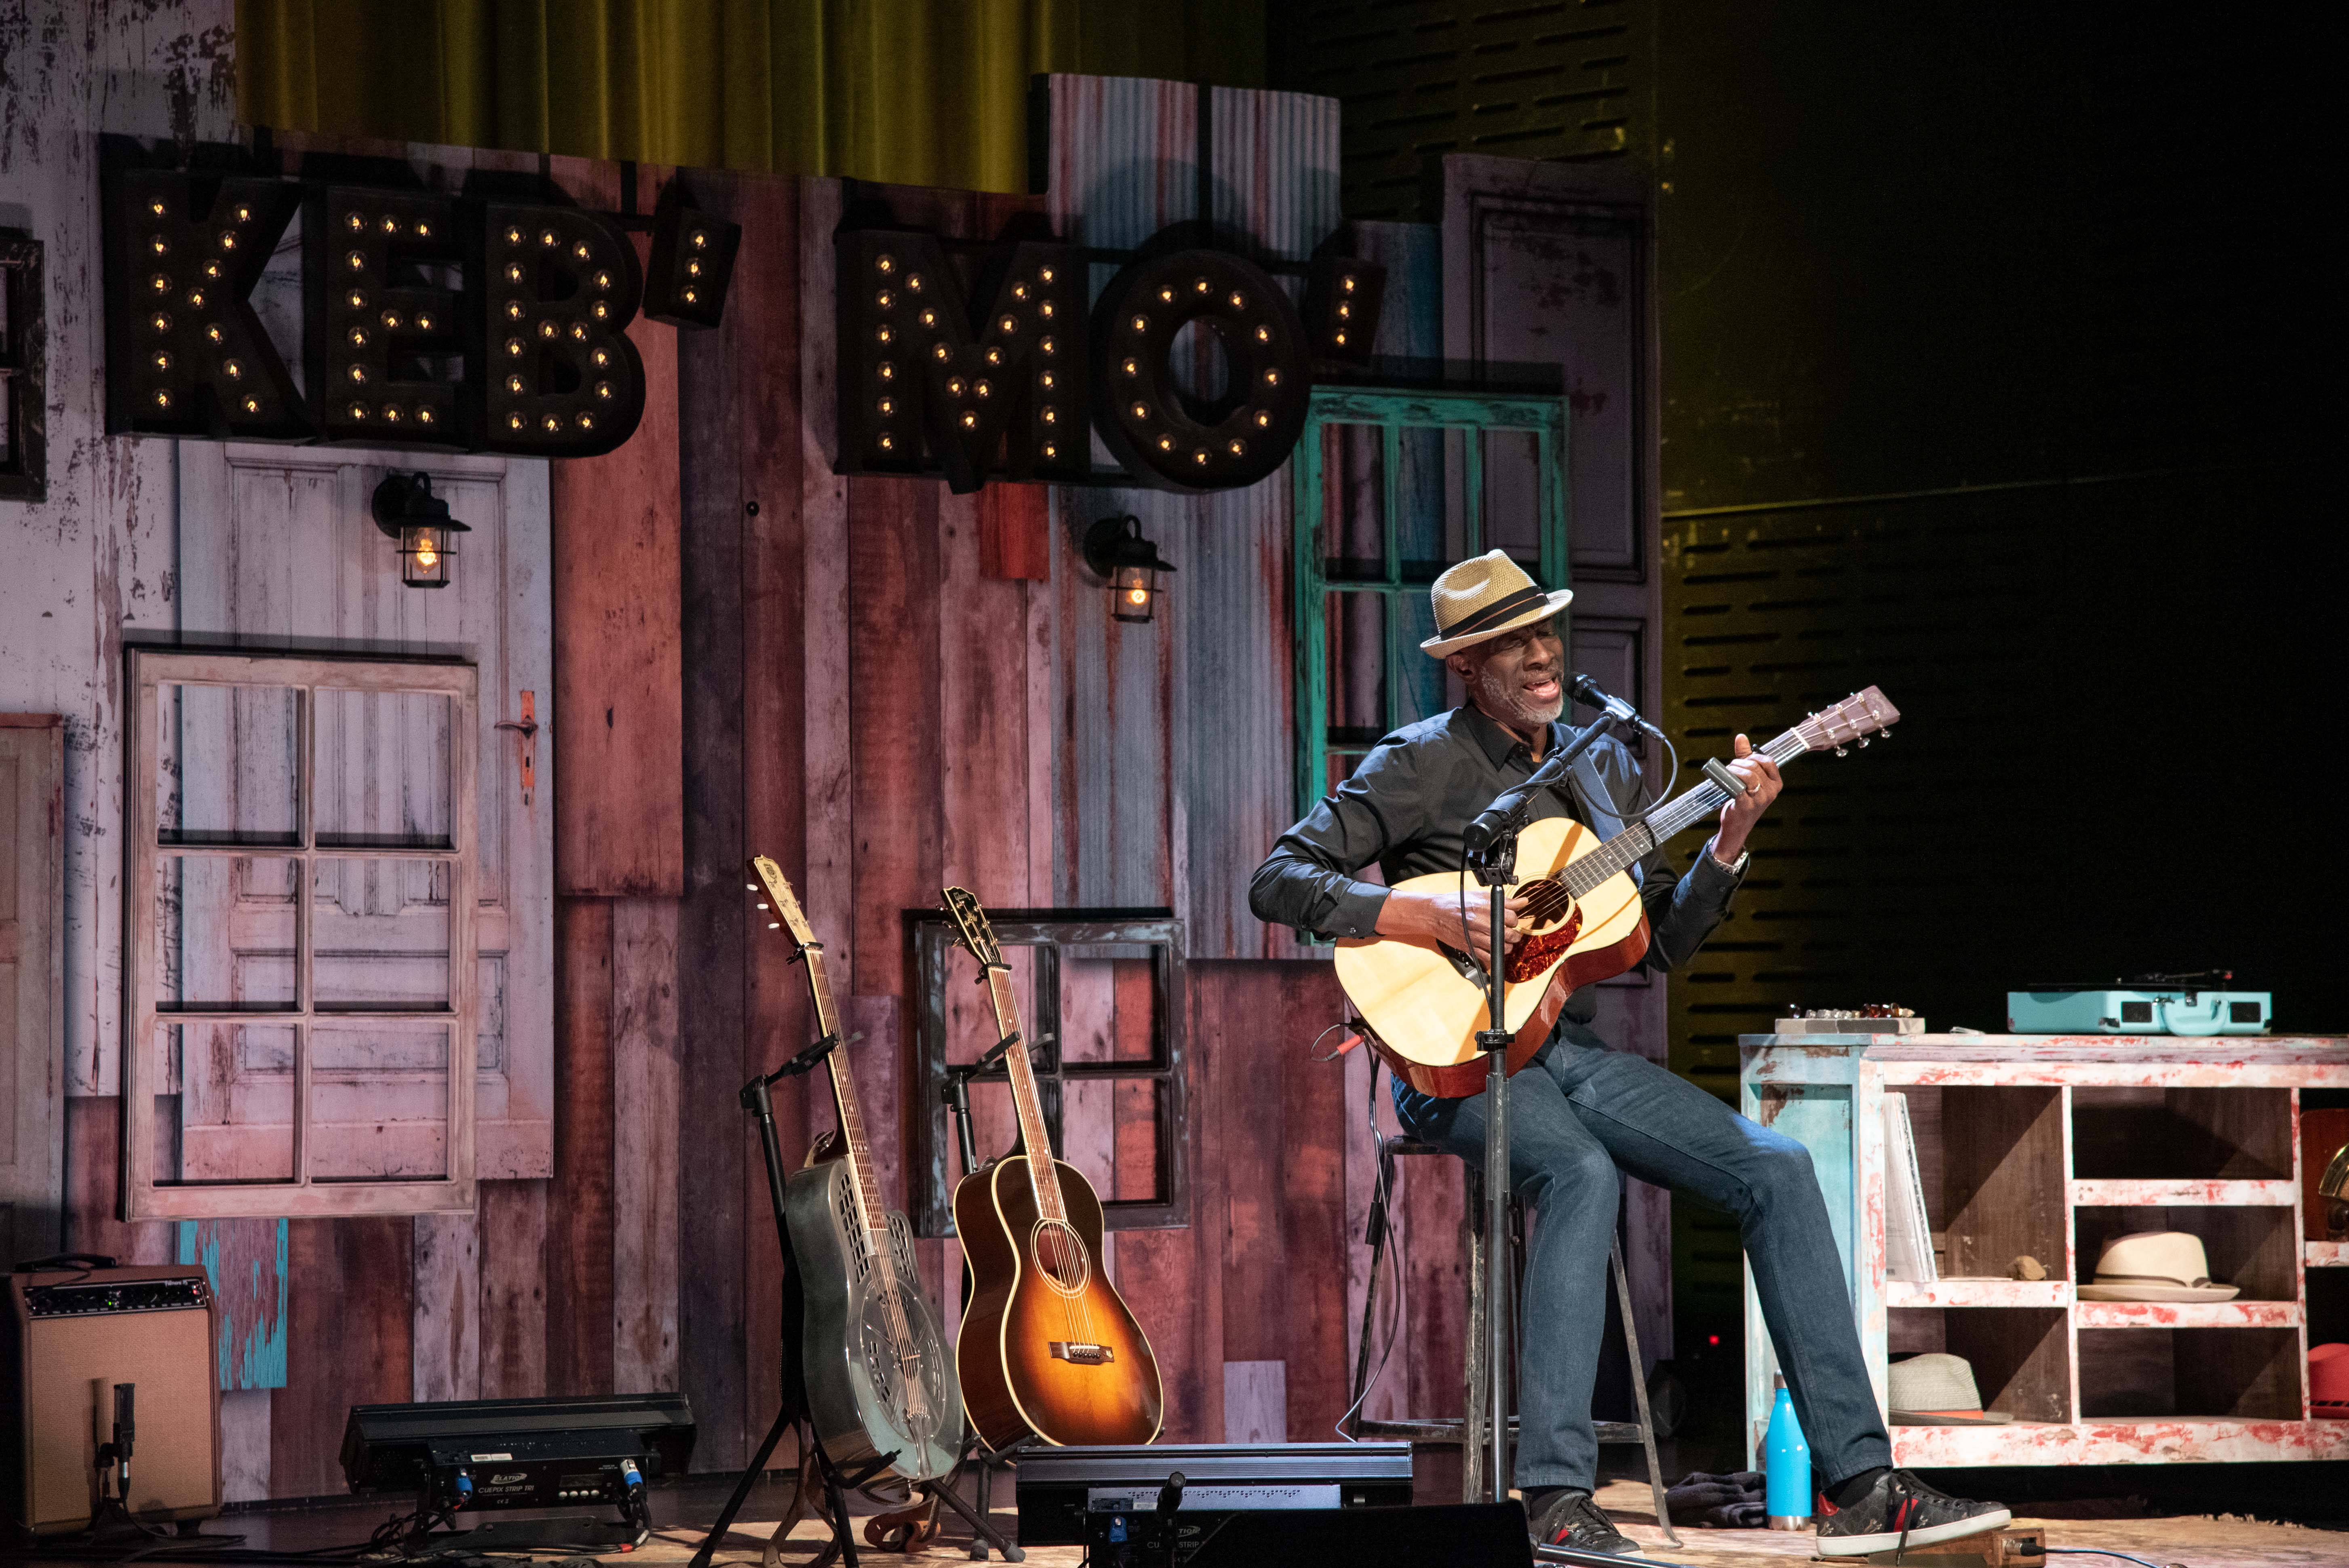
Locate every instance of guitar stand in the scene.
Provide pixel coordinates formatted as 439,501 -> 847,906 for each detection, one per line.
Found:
926,1054 -> 1050,1562
689,1049 -> 882,1568
880,1431 -> 1031,1562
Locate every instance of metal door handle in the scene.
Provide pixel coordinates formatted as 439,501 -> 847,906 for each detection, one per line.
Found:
495,691 -> 538,805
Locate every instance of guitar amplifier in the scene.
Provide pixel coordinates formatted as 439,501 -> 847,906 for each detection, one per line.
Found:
0,1265 -> 221,1534
1016,1442 -> 1413,1549
2007,986 -> 2271,1036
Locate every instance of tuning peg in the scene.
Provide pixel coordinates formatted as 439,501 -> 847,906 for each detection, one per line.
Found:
769,921 -> 781,929
745,883 -> 757,890
1858,737 -> 1870,748
1834,746 -> 1849,757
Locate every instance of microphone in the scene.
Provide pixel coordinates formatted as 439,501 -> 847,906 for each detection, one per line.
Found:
1570,674 -> 1665,740
1460,677 -> 1659,860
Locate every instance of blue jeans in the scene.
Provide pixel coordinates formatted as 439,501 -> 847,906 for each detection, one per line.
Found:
1394,1022 -> 1892,1492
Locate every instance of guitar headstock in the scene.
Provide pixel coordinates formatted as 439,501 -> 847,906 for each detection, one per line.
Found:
1792,686 -> 1900,753
941,886 -> 1006,972
747,854 -> 819,949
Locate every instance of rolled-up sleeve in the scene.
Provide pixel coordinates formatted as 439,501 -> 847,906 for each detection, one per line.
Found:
1249,740 -> 1426,942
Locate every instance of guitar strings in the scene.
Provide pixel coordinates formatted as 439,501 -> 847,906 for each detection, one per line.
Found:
964,903 -> 1109,1355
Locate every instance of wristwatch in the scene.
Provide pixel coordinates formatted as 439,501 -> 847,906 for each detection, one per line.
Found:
1709,841 -> 1750,877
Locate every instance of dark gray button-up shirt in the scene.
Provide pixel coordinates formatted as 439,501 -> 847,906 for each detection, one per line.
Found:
1249,703 -> 1745,1023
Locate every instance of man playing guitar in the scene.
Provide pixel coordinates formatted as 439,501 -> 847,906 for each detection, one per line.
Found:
1250,551 -> 2007,1557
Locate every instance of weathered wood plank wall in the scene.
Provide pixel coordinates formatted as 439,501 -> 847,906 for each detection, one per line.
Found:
25,45 -> 1520,1493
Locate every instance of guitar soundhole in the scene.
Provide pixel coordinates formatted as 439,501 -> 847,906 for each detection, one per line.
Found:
1029,1218 -> 1092,1296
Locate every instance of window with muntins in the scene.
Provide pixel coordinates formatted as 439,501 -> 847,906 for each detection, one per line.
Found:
124,647 -> 480,1218
909,908 -> 1186,1234
1290,384 -> 1572,831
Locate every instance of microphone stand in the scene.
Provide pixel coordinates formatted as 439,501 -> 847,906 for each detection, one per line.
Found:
1462,714 -> 1634,1513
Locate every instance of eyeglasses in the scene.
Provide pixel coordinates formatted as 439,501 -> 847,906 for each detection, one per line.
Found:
1483,619 -> 1562,658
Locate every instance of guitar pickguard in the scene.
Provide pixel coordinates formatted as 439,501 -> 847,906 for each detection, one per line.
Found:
1504,905 -> 1584,983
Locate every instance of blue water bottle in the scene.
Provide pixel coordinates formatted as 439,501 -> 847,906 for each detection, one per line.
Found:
1764,1371 -> 1811,1529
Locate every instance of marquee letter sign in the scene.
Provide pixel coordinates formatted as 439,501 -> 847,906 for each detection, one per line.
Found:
836,230 -> 1089,493
1089,248 -> 1311,491
835,221 -> 1374,495
103,141 -> 1394,487
478,204 -> 647,455
102,139 -> 648,457
311,186 -> 464,443
107,166 -> 314,440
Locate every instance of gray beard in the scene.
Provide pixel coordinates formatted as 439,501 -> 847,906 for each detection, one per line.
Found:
1470,662 -> 1564,734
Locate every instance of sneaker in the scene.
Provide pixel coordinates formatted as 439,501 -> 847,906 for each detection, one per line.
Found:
1814,1469 -> 2011,1557
1527,1489 -> 1633,1556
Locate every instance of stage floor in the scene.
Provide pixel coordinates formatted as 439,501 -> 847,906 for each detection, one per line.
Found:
22,1468 -> 2341,1567
645,1477 -> 2349,1567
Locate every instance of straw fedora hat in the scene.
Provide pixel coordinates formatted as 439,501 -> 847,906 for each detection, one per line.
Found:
1886,1353 -> 2012,1426
1420,550 -> 1573,657
2078,1230 -> 2239,1302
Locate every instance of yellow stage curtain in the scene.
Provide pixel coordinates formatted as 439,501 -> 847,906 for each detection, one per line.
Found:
235,0 -> 1264,193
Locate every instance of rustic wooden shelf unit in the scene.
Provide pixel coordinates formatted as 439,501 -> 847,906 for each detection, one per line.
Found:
1738,1035 -> 2349,1467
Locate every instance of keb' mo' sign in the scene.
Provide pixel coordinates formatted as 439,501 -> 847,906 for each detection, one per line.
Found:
101,138 -> 1385,491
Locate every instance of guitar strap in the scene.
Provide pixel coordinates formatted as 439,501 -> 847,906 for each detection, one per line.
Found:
1450,717 -> 1643,887
1552,720 -> 1643,889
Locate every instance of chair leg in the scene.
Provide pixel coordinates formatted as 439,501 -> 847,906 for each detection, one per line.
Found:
1609,1237 -> 1681,1548
1347,1173 -> 1392,1436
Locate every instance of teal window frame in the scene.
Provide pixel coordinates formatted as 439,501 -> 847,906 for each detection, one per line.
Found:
1290,384 -> 1572,830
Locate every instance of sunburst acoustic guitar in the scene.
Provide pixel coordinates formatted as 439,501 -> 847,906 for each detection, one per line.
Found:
1336,687 -> 1900,1097
941,887 -> 1165,1449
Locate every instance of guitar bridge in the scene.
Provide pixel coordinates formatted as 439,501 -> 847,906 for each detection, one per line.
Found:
1048,1341 -> 1114,1365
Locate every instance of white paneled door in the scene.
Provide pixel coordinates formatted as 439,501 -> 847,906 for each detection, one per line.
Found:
164,446 -> 552,1205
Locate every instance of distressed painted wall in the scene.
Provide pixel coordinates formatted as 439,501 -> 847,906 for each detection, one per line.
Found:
6,19 -> 1602,1500
0,0 -> 237,1096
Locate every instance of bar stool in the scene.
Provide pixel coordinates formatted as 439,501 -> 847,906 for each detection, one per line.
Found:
1349,1134 -> 1681,1546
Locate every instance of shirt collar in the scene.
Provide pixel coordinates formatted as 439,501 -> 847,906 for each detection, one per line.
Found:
1456,701 -> 1567,769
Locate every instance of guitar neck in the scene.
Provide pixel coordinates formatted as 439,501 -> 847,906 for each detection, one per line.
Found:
1561,727 -> 1809,896
984,965 -> 1067,1223
803,948 -> 889,1241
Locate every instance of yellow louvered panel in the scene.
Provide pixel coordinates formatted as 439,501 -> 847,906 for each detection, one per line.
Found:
1271,0 -> 1652,219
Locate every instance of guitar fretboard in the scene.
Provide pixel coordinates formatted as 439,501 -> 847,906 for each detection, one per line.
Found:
1557,728 -> 1809,897
985,965 -> 1068,1224
805,950 -> 890,1242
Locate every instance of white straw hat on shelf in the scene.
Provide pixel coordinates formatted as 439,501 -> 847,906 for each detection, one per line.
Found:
2078,1230 -> 2239,1302
1886,1353 -> 2012,1427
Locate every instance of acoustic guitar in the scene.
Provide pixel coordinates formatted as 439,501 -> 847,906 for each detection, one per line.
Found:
940,887 -> 1165,1449
746,855 -> 964,1481
1336,687 -> 1900,1097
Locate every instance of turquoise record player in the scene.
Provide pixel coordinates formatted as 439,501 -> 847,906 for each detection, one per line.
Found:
2007,972 -> 2269,1036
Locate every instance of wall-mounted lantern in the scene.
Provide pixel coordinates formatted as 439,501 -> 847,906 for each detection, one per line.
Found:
370,471 -> 470,589
1083,514 -> 1175,624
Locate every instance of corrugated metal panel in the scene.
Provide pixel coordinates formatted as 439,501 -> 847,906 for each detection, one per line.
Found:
1270,0 -> 1654,220
1039,74 -> 1343,960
